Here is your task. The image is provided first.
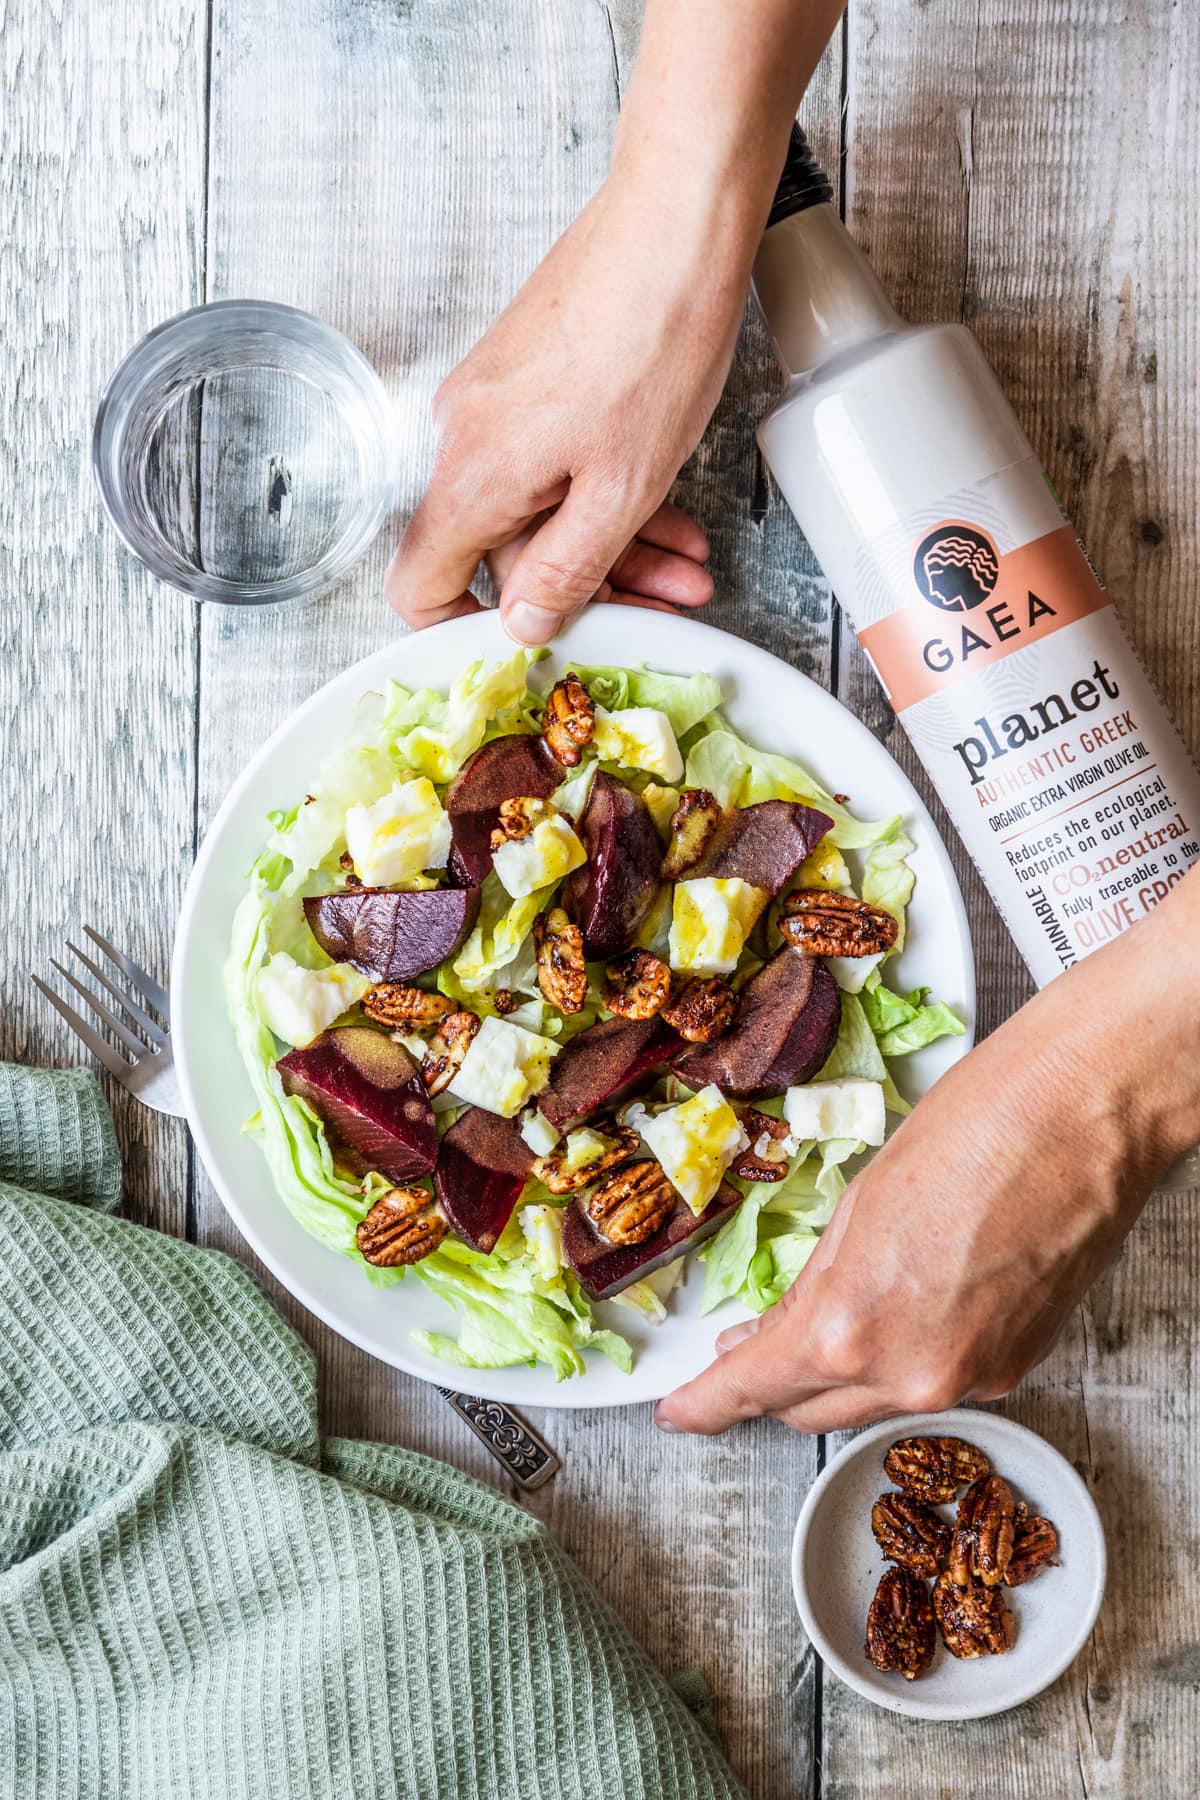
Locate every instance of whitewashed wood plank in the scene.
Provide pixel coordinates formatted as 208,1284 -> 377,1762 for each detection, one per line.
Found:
821,3 -> 1200,1794
0,0 -> 207,1234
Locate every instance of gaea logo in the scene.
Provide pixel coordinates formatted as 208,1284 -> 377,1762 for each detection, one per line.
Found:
913,524 -> 1000,612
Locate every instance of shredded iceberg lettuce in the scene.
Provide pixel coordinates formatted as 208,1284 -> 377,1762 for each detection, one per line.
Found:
684,725 -> 898,849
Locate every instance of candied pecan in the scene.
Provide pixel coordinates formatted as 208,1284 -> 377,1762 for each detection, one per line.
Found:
491,988 -> 518,1016
933,1570 -> 1015,1658
661,788 -> 720,880
950,1474 -> 1015,1588
604,948 -> 671,1021
1005,1504 -> 1059,1586
660,975 -> 737,1043
864,1567 -> 936,1681
780,888 -> 899,958
871,1493 -> 952,1579
542,672 -> 595,767
533,907 -> 588,1015
884,1436 -> 991,1504
533,1123 -> 639,1195
421,1011 -> 481,1096
362,983 -> 457,1030
730,1108 -> 792,1183
585,1160 -> 676,1246
490,794 -> 555,848
356,1187 -> 448,1267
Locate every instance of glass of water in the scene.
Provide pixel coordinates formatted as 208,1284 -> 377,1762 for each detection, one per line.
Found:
93,300 -> 395,605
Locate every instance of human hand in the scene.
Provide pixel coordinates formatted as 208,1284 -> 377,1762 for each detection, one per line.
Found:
386,171 -> 753,643
655,876 -> 1200,1435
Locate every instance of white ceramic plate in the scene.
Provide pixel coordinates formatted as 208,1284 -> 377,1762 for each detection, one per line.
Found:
172,605 -> 975,1407
792,1409 -> 1106,1718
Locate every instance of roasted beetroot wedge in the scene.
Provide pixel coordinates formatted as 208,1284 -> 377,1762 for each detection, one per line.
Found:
445,733 -> 563,886
671,947 -> 841,1099
278,1027 -> 438,1180
562,771 -> 662,957
690,799 -> 832,897
562,1181 -> 743,1299
304,886 -> 480,982
539,1014 -> 683,1132
433,1106 -> 535,1254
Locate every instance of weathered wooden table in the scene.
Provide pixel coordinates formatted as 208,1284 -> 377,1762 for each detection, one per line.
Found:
5,3 -> 1197,1794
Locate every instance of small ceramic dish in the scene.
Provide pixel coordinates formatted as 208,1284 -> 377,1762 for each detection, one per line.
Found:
791,1408 -> 1106,1719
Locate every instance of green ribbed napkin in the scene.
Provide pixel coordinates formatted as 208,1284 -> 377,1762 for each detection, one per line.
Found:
0,1063 -> 744,1799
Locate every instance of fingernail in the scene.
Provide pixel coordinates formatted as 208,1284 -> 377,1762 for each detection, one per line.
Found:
653,1406 -> 679,1433
503,601 -> 561,646
716,1318 -> 761,1356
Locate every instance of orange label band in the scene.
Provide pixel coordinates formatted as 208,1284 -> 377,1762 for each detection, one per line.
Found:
857,524 -> 1109,712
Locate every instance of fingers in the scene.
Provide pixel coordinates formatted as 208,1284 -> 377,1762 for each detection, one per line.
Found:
385,468 -> 546,629
771,1386 -> 896,1435
654,1308 -> 823,1436
609,538 -> 714,607
634,501 -> 710,562
498,484 -> 661,645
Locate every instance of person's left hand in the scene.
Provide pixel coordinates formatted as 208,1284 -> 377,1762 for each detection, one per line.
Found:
653,889 -> 1200,1435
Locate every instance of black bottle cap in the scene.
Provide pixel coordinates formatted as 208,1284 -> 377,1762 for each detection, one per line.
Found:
766,123 -> 833,229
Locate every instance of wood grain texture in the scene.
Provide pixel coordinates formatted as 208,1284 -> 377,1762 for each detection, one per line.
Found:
821,3 -> 1200,1795
0,0 -> 206,1234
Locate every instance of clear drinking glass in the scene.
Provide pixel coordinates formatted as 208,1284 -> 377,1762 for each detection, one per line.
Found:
93,300 -> 395,605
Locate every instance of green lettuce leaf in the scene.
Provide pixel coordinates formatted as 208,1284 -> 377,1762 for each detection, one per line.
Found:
860,981 -> 967,1057
815,991 -> 889,1082
742,1227 -> 819,1313
861,824 -> 916,952
683,726 -> 897,849
574,665 -> 723,737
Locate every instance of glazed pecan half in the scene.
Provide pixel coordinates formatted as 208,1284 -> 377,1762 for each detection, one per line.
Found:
661,975 -> 737,1043
780,888 -> 899,958
604,948 -> 671,1021
661,788 -> 721,880
533,906 -> 588,1015
933,1570 -> 1016,1659
491,794 -> 555,849
422,1011 -> 481,1096
356,1186 -> 447,1267
949,1474 -> 1015,1589
870,1493 -> 953,1580
729,1108 -> 792,1184
864,1567 -> 936,1681
542,672 -> 595,767
1004,1503 -> 1059,1587
585,1160 -> 676,1246
362,983 -> 457,1030
533,1123 -> 640,1195
884,1436 -> 991,1505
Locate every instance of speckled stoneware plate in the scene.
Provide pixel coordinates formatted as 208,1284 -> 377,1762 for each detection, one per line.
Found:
792,1408 -> 1106,1719
173,605 -> 975,1407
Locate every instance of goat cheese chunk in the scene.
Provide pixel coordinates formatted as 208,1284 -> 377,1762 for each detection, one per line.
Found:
447,1015 -> 559,1118
344,778 -> 451,885
783,1077 -> 886,1147
491,812 -> 586,899
592,705 -> 684,783
637,1084 -> 749,1216
668,876 -> 766,976
256,953 -> 369,1048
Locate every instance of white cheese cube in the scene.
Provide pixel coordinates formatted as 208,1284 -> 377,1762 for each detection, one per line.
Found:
491,813 -> 586,899
447,1015 -> 559,1118
637,1084 -> 749,1217
256,953 -> 369,1047
519,1203 -> 565,1282
669,877 -> 766,976
344,778 -> 451,885
592,705 -> 683,782
824,951 -> 885,994
519,1108 -> 561,1157
783,1078 -> 886,1147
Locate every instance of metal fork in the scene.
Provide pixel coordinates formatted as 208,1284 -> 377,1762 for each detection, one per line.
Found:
32,931 -> 560,1493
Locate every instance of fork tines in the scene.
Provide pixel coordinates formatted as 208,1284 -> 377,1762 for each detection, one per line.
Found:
32,928 -> 180,1114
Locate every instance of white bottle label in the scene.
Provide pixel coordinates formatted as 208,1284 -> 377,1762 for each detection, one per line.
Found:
851,458 -> 1200,987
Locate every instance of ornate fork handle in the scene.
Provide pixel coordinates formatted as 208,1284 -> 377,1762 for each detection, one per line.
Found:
438,1390 -> 561,1491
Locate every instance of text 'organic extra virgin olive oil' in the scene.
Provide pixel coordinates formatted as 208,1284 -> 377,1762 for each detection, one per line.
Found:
754,128 -> 1200,990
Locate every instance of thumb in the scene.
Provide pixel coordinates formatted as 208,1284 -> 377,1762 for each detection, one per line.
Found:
498,482 -> 648,645
654,1283 -> 821,1437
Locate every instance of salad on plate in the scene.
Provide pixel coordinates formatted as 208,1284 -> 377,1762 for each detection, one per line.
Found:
227,650 -> 964,1381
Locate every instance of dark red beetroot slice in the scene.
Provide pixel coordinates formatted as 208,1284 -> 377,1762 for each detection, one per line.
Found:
434,1106 -> 535,1254
445,733 -> 563,886
278,1027 -> 438,1180
304,886 -> 480,982
561,771 -> 662,957
562,1181 -> 744,1300
671,948 -> 841,1099
539,1015 -> 683,1133
690,799 -> 833,897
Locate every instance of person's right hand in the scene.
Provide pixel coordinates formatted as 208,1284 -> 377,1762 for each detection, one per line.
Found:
385,168 -> 758,644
